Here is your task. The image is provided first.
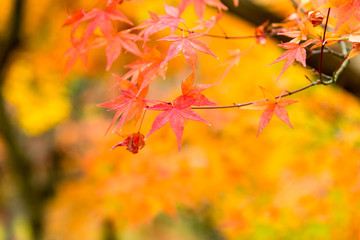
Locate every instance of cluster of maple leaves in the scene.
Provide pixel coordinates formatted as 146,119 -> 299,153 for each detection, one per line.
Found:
63,0 -> 360,153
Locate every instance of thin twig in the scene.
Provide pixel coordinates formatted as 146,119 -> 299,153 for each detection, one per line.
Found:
0,0 -> 23,86
173,25 -> 274,40
332,42 -> 350,83
191,79 -> 321,110
318,8 -> 331,83
310,48 -> 345,58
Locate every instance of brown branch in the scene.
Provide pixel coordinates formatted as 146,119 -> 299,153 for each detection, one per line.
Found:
191,78 -> 322,110
0,0 -> 23,86
318,8 -> 331,83
172,24 -> 273,40
0,1 -> 48,240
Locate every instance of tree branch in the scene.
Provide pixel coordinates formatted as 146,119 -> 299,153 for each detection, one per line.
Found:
191,78 -> 321,110
0,0 -> 23,86
0,1 -> 47,239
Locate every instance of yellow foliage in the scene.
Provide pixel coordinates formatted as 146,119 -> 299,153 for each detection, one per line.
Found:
4,57 -> 70,135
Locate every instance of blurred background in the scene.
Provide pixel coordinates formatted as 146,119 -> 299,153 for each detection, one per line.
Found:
1,0 -> 360,239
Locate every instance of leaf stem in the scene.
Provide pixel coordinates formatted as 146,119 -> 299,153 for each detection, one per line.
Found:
137,108 -> 147,133
318,8 -> 331,83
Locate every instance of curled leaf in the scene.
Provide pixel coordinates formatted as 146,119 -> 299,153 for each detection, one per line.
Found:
306,11 -> 325,27
111,132 -> 145,153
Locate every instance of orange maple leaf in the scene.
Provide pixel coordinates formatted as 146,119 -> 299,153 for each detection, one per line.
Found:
94,30 -> 142,71
62,37 -> 90,77
268,39 -> 315,81
98,75 -> 149,134
81,8 -> 133,39
179,72 -> 217,106
159,33 -> 218,70
121,46 -> 167,89
243,87 -> 297,136
321,0 -> 360,30
345,42 -> 360,60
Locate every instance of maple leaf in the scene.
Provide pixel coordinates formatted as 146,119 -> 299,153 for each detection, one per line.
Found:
243,87 -> 297,136
219,49 -> 243,81
277,19 -> 322,44
147,96 -> 210,150
63,9 -> 86,27
62,35 -> 109,76
345,42 -> 360,60
98,75 -> 149,134
133,3 -> 185,45
80,8 -> 133,39
63,38 -> 89,77
272,13 -> 300,32
310,23 -> 352,50
191,12 -> 222,33
159,33 -> 218,70
95,30 -> 141,71
121,46 -> 167,89
306,10 -> 325,27
111,132 -> 145,153
178,72 -> 217,106
178,0 -> 228,19
268,39 -> 315,81
321,0 -> 360,30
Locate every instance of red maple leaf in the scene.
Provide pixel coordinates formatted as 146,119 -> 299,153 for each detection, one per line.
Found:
191,12 -> 222,33
133,3 -> 185,45
121,46 -> 167,89
111,132 -> 145,153
178,0 -> 228,19
79,8 -> 133,39
95,30 -> 141,71
177,72 -> 217,106
268,39 -> 315,81
147,96 -> 210,150
243,87 -> 297,136
159,33 -> 218,70
63,9 -> 86,27
219,49 -> 243,81
62,37 -> 90,77
98,76 -> 149,134
63,35 -> 110,76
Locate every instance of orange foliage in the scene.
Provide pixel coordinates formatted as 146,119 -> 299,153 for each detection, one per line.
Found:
1,0 -> 360,240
